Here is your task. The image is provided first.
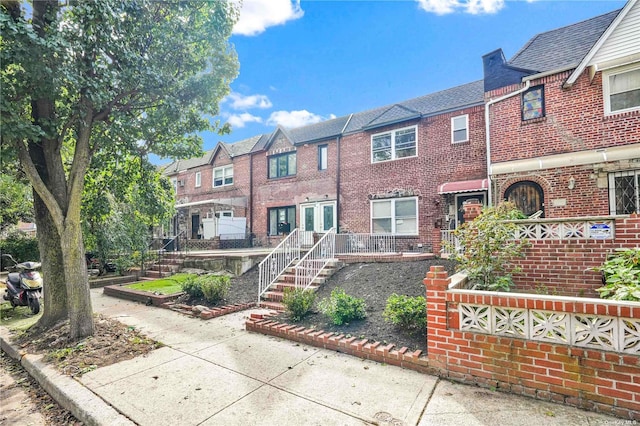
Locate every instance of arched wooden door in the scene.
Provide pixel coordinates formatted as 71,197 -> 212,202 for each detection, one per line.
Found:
504,181 -> 544,217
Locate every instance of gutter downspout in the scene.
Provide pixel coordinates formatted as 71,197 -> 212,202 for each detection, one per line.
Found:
249,152 -> 254,236
484,80 -> 530,206
336,114 -> 353,234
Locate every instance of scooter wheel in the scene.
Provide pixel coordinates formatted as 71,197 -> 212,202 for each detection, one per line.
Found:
28,296 -> 40,315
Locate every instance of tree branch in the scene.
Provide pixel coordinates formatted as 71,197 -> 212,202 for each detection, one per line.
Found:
15,140 -> 65,232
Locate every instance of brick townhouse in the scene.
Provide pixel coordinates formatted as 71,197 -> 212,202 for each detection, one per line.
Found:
163,0 -> 639,247
484,0 -> 640,218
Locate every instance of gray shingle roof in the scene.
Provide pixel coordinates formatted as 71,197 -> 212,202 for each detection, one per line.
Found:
508,9 -> 620,73
161,134 -> 261,174
363,104 -> 421,130
344,80 -> 485,133
288,115 -> 351,145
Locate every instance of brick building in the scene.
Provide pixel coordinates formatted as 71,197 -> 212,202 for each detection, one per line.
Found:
163,0 -> 639,247
484,1 -> 640,217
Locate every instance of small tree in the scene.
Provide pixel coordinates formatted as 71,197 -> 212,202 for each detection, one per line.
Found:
452,202 -> 528,291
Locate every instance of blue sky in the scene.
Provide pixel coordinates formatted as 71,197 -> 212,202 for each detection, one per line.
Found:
158,0 -> 627,163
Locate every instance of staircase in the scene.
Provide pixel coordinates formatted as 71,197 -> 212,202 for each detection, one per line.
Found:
145,251 -> 182,279
259,258 -> 341,311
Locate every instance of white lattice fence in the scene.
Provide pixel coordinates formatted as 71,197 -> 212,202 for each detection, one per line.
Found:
459,303 -> 640,354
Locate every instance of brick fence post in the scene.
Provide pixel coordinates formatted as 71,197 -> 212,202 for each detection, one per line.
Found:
423,265 -> 451,370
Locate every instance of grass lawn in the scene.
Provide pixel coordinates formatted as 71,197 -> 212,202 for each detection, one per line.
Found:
125,273 -> 195,295
0,300 -> 42,331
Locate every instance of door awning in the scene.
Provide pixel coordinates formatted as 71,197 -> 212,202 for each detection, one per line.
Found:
438,179 -> 488,194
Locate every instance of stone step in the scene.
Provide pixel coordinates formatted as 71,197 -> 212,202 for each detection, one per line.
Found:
145,270 -> 173,279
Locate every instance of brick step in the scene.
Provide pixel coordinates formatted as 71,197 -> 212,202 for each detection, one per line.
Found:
278,274 -> 329,285
148,264 -> 179,272
263,290 -> 285,302
259,301 -> 285,311
272,282 -> 320,292
145,270 -> 174,279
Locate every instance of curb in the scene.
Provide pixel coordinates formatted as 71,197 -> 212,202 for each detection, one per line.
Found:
0,328 -> 135,426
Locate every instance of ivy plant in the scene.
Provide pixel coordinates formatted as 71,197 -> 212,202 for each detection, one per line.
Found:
596,248 -> 640,302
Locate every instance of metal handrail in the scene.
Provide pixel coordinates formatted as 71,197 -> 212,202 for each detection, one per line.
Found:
258,229 -> 301,302
334,232 -> 396,255
295,228 -> 336,290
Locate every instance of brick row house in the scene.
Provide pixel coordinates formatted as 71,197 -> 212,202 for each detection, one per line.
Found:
163,0 -> 639,249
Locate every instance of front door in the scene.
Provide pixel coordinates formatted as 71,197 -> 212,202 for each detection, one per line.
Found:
191,214 -> 200,239
300,201 -> 336,233
504,181 -> 544,217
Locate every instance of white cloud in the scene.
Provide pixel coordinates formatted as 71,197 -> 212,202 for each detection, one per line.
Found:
233,0 -> 304,36
267,110 -> 333,128
417,0 -> 504,15
227,113 -> 263,128
224,92 -> 273,110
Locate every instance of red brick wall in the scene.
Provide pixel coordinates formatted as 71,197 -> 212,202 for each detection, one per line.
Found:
424,265 -> 640,420
251,133 -> 338,237
488,70 -> 640,218
339,105 -> 487,248
510,214 -> 640,297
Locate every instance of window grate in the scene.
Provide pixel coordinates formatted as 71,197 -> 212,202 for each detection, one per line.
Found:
609,171 -> 640,215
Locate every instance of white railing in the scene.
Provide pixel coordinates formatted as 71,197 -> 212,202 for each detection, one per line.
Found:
440,230 -> 460,257
508,216 -> 615,240
295,228 -> 336,291
458,300 -> 639,354
258,229 -> 301,302
335,233 -> 396,255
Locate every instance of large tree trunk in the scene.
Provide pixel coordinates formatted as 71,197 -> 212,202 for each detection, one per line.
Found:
33,194 -> 68,328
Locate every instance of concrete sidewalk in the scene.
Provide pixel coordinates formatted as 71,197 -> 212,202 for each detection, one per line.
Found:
1,289 -> 622,425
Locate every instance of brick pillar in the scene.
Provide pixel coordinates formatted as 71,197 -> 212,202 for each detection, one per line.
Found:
462,200 -> 482,222
423,265 -> 451,370
431,229 -> 441,255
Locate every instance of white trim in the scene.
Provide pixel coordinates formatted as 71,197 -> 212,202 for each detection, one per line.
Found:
564,0 -> 637,88
213,165 -> 233,187
195,171 -> 201,188
300,201 -> 337,233
602,62 -> 640,115
370,196 -> 419,235
451,114 -> 469,144
370,125 -> 418,163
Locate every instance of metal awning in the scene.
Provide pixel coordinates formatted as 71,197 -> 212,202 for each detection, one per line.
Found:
438,179 -> 488,194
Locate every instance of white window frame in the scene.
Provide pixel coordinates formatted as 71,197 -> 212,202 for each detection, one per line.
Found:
170,177 -> 178,192
370,197 -> 418,235
370,125 -> 417,163
215,210 -> 233,218
213,165 -> 233,187
603,63 -> 640,116
195,171 -> 201,188
451,114 -> 469,143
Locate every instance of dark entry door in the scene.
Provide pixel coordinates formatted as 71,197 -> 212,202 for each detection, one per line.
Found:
191,214 -> 200,239
504,181 -> 544,217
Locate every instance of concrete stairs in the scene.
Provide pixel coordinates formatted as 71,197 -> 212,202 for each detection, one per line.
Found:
259,259 -> 341,311
146,252 -> 182,279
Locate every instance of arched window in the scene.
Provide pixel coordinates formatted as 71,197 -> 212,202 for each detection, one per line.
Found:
504,181 -> 544,217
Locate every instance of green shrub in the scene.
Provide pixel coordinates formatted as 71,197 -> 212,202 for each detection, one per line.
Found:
200,275 -> 231,303
181,276 -> 204,298
0,231 -> 40,269
383,294 -> 426,331
282,287 -> 316,321
318,287 -> 366,325
596,248 -> 640,302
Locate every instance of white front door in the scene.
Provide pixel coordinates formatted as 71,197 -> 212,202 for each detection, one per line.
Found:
300,201 -> 336,233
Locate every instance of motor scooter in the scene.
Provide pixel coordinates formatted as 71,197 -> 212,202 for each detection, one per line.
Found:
1,254 -> 43,314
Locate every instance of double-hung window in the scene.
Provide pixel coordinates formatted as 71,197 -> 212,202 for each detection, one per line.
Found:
195,172 -> 201,188
269,152 -> 296,178
609,170 -> 640,215
604,64 -> 640,115
213,165 -> 233,187
371,126 -> 417,163
451,115 -> 469,143
371,197 -> 418,235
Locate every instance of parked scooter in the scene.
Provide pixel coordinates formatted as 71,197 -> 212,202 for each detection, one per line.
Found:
1,254 -> 43,314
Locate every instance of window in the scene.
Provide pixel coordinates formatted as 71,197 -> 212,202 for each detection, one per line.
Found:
318,144 -> 328,171
609,170 -> 639,215
451,115 -> 469,143
522,85 -> 545,120
171,178 -> 178,192
195,172 -> 201,188
371,126 -> 417,163
268,206 -> 296,235
215,210 -> 233,218
268,152 -> 297,178
604,65 -> 640,115
371,197 -> 418,235
213,165 -> 233,187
